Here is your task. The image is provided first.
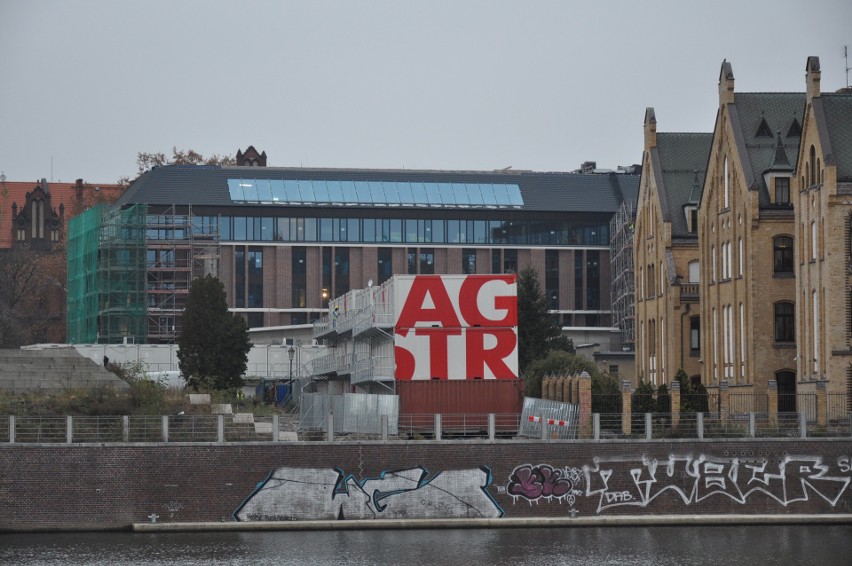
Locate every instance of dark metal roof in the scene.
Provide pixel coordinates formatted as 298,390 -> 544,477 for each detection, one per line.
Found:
819,93 -> 852,181
655,132 -> 713,236
116,165 -> 639,214
731,92 -> 805,205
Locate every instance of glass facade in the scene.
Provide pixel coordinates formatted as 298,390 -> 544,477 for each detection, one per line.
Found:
227,179 -> 524,208
216,215 -> 609,246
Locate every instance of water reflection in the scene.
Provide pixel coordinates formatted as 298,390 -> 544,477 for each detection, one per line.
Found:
1,526 -> 850,566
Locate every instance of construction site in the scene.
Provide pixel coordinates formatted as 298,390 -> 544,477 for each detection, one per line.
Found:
609,199 -> 635,352
67,204 -> 220,344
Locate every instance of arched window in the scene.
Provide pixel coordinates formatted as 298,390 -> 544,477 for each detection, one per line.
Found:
774,302 -> 794,342
773,236 -> 794,274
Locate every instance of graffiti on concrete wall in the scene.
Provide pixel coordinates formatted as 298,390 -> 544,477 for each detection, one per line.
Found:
585,455 -> 851,513
506,464 -> 583,506
234,466 -> 503,521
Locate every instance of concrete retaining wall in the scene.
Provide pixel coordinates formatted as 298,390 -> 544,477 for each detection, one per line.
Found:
1,439 -> 851,531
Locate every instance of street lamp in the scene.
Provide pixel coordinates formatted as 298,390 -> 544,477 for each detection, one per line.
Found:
287,345 -> 296,401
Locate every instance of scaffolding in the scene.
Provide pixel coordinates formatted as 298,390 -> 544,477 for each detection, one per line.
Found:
145,205 -> 220,343
67,204 -> 219,344
609,200 -> 635,349
67,204 -> 148,344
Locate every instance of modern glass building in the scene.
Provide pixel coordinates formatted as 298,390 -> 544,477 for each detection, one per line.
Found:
70,163 -> 638,344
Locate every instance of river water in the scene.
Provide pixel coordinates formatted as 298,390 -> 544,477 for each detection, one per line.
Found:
1,526 -> 850,565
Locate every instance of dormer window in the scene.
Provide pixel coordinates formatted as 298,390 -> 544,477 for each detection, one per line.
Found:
684,205 -> 698,233
755,117 -> 773,137
774,177 -> 790,205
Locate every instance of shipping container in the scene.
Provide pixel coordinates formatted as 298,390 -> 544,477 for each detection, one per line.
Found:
397,379 -> 524,436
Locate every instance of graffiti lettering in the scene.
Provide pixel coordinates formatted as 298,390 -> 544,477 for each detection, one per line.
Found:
234,466 -> 503,521
507,464 -> 583,506
585,455 -> 851,513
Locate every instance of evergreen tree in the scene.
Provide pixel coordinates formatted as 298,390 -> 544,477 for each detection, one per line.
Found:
516,267 -> 572,373
177,275 -> 252,391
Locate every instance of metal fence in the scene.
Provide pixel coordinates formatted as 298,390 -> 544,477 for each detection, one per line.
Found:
300,393 -> 399,436
518,397 -> 579,439
1,415 -> 287,443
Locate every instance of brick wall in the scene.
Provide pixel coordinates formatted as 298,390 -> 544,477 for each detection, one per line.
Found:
1,439 -> 851,531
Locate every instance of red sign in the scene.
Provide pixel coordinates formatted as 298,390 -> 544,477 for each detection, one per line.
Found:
393,275 -> 518,380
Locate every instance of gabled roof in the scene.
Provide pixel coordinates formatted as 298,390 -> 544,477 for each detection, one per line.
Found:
816,93 -> 852,181
0,180 -> 124,249
654,132 -> 713,237
116,165 -> 639,215
729,92 -> 805,205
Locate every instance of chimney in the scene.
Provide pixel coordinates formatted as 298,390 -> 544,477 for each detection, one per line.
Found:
719,60 -> 735,106
644,107 -> 657,150
806,56 -> 821,103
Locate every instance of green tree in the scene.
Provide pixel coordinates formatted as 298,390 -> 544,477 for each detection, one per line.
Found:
119,147 -> 236,185
177,275 -> 251,391
675,368 -> 710,413
523,349 -> 618,400
516,267 -> 573,373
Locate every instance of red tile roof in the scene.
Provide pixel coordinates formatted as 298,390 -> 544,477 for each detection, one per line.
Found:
0,179 -> 124,249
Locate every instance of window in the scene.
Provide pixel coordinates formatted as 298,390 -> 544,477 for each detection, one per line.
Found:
462,249 -> 477,274
738,238 -> 743,276
587,251 -> 600,308
809,146 -> 816,186
774,302 -> 794,342
711,245 -> 716,282
247,247 -> 263,307
723,157 -> 729,209
545,250 -> 559,310
775,177 -> 790,205
503,249 -> 517,274
378,248 -> 393,284
811,221 -> 817,260
234,249 -> 245,308
688,260 -> 699,283
773,236 -> 794,274
690,316 -> 700,354
419,249 -> 434,274
647,264 -> 655,299
291,247 -> 306,308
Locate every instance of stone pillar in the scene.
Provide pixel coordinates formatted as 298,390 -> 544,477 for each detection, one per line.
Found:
162,416 -> 169,443
555,375 -> 565,402
670,379 -> 681,430
272,415 -> 279,441
563,375 -> 573,404
579,372 -> 593,439
767,380 -> 778,428
719,380 -> 730,421
621,380 -> 633,436
542,375 -> 551,400
816,381 -> 827,428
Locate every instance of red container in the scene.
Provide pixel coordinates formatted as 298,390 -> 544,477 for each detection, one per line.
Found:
397,379 -> 524,434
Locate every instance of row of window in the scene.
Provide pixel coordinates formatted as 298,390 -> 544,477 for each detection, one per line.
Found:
230,246 -> 603,312
145,214 -> 610,246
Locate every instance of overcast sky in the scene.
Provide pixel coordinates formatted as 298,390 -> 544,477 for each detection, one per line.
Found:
1,0 -> 850,184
